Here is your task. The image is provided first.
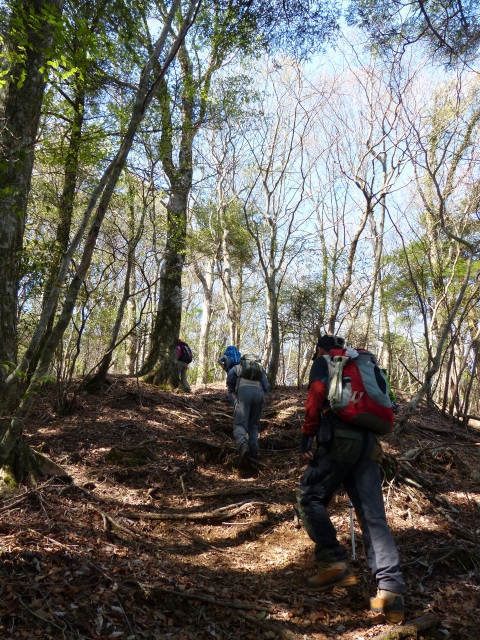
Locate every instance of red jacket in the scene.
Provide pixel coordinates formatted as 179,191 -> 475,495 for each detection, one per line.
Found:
302,355 -> 330,435
303,380 -> 327,435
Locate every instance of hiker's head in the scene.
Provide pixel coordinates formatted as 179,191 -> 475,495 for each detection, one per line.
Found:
218,355 -> 231,371
316,335 -> 345,355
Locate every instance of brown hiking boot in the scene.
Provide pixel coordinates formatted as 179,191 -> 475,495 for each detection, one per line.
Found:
370,590 -> 404,623
306,561 -> 357,591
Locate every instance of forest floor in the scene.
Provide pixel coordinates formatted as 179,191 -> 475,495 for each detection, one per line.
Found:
1,377 -> 479,640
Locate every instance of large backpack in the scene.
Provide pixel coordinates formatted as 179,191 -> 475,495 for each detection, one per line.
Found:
178,341 -> 193,364
238,355 -> 264,381
224,345 -> 241,367
323,348 -> 394,435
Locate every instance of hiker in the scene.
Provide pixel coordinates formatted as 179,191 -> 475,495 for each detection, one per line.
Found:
227,355 -> 270,477
176,338 -> 192,392
296,335 -> 406,623
218,346 -> 242,405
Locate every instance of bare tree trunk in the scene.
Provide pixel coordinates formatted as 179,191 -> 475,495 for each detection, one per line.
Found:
265,276 -> 280,386
363,148 -> 387,350
140,24 -> 225,387
462,340 -> 478,418
299,347 -> 313,386
448,328 -> 480,416
379,296 -> 392,372
86,192 -> 146,391
327,201 -> 371,333
126,262 -> 139,376
396,254 -> 475,431
219,227 -> 240,345
0,0 -> 65,418
194,260 -> 215,385
140,186 -> 190,387
29,84 -> 86,377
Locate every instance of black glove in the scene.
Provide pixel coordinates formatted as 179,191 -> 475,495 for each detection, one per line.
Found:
300,434 -> 314,454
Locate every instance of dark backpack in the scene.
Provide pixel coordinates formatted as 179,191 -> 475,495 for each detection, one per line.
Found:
178,341 -> 193,364
323,347 -> 394,435
224,345 -> 241,366
239,355 -> 263,381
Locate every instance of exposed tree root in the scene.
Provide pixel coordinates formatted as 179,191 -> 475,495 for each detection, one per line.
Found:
32,450 -> 71,479
373,613 -> 438,639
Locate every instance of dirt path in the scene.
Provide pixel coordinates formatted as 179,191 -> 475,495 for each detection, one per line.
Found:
0,377 -> 479,639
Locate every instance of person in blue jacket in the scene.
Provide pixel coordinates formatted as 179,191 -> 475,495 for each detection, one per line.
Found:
226,357 -> 270,477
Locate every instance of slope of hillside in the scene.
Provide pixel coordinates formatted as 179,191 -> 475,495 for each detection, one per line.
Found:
1,377 -> 479,639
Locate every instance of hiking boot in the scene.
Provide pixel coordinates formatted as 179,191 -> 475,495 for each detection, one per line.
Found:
237,445 -> 251,471
237,445 -> 259,478
244,462 -> 259,478
306,561 -> 357,591
249,451 -> 260,466
239,465 -> 258,479
370,590 -> 404,624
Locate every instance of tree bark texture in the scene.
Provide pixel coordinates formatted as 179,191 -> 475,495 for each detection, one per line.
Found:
0,0 -> 65,414
194,260 -> 215,385
220,227 -> 240,345
265,277 -> 280,386
140,189 -> 189,387
28,84 -> 86,378
140,44 -> 195,387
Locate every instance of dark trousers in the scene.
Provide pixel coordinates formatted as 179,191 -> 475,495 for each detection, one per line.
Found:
297,428 -> 406,594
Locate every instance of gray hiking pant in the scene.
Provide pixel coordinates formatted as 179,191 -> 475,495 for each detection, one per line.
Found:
177,361 -> 191,391
232,383 -> 264,458
297,426 -> 406,595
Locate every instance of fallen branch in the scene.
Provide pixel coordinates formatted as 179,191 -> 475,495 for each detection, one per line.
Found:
90,505 -> 134,536
397,460 -> 432,490
455,412 -> 480,423
410,422 -> 455,436
373,613 -> 437,639
157,407 -> 197,421
440,447 -> 480,482
448,524 -> 478,544
385,456 -> 477,546
191,486 -> 272,498
0,479 -> 56,513
130,581 -> 274,612
121,501 -> 268,522
205,411 -> 234,419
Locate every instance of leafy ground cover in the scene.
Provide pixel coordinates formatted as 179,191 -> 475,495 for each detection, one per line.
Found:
1,377 -> 479,639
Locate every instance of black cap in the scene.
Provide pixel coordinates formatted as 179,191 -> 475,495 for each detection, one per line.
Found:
316,335 -> 345,350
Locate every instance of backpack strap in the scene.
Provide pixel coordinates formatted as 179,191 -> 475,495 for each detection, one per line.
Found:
234,364 -> 242,393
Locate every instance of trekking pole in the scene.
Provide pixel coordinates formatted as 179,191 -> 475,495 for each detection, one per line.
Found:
349,500 -> 356,560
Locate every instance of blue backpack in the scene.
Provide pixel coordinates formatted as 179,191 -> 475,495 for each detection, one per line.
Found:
224,345 -> 241,367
